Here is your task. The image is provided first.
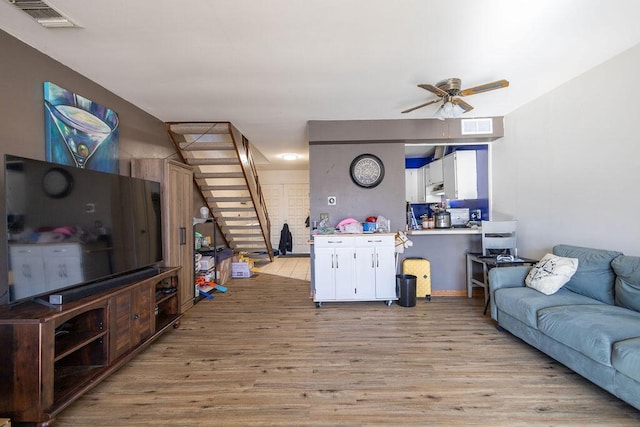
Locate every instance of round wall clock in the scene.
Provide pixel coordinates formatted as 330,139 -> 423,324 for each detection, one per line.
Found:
349,154 -> 385,188
42,167 -> 74,198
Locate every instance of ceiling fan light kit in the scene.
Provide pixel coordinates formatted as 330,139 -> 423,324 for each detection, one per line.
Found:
402,78 -> 509,119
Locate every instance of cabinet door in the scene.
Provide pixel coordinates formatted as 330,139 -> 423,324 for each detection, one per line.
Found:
167,162 -> 194,313
354,247 -> 377,299
443,154 -> 457,199
406,168 -> 426,203
405,169 -> 418,202
443,151 -> 477,200
333,247 -> 356,300
313,248 -> 335,300
110,283 -> 153,361
428,159 -> 444,185
374,246 -> 396,299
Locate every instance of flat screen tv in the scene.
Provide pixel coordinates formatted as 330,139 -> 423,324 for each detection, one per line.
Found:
4,154 -> 163,305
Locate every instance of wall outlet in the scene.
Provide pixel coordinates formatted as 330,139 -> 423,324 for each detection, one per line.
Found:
328,196 -> 337,206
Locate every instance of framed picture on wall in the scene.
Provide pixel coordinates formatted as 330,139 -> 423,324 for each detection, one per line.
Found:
44,82 -> 119,173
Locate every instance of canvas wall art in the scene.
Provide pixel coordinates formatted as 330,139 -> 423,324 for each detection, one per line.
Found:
44,82 -> 119,173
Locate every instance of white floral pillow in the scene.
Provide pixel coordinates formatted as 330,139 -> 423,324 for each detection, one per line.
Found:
525,253 -> 579,295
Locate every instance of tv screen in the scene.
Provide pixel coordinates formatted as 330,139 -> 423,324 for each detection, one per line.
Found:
4,154 -> 163,304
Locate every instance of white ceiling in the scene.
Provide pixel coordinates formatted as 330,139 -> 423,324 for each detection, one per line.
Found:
2,0 -> 640,170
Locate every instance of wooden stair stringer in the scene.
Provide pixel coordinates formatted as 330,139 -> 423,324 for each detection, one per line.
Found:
166,122 -> 274,260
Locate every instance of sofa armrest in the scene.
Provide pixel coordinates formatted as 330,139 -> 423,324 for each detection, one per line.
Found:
489,266 -> 532,321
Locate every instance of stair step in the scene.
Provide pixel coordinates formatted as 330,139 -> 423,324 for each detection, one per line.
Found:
223,225 -> 261,230
209,207 -> 255,212
186,158 -> 240,166
220,217 -> 259,222
227,233 -> 264,238
180,142 -> 235,151
200,185 -> 248,191
230,240 -> 266,248
195,172 -> 245,179
208,196 -> 252,203
169,122 -> 231,134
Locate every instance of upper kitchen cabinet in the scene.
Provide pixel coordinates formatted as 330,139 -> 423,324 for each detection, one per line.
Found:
443,151 -> 477,200
427,158 -> 443,185
405,168 -> 426,203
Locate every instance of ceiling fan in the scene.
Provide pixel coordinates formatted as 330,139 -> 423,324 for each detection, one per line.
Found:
401,78 -> 509,119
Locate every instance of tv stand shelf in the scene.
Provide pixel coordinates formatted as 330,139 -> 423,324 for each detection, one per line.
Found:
0,266 -> 182,426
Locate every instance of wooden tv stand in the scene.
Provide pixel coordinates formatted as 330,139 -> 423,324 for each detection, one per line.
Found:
0,267 -> 182,426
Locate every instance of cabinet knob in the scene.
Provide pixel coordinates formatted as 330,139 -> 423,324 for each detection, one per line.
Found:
133,313 -> 140,320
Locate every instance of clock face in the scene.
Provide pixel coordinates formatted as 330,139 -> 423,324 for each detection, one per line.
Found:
350,154 -> 384,188
42,167 -> 74,198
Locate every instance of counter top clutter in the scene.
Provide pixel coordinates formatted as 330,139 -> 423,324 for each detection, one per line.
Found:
312,215 -> 391,235
490,244 -> 640,411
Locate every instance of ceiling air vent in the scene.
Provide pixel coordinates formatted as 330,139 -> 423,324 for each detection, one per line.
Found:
8,0 -> 79,28
460,118 -> 493,135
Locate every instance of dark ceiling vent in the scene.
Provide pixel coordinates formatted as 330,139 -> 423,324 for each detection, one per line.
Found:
8,0 -> 79,28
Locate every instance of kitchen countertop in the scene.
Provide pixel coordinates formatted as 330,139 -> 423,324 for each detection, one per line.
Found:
408,228 -> 482,235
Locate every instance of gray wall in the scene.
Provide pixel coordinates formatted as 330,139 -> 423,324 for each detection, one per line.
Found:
0,29 -> 178,303
492,43 -> 640,258
309,142 -> 406,232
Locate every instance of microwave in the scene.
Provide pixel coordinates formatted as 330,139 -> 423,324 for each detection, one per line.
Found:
448,208 -> 470,227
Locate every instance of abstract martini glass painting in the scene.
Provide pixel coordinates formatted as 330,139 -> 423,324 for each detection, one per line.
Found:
44,82 -> 119,173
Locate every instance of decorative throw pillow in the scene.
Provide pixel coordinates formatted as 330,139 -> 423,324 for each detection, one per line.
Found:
525,253 -> 579,295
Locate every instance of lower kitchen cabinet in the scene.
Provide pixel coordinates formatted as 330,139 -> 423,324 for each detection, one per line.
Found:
313,234 -> 397,307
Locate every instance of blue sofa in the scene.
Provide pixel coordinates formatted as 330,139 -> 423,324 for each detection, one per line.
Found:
489,244 -> 640,410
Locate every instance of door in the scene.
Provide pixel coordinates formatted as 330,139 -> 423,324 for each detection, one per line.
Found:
263,183 -> 310,254
284,184 -> 310,253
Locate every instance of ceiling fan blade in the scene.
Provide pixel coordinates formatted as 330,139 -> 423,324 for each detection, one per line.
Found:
418,84 -> 447,97
401,99 -> 441,114
452,98 -> 474,112
459,79 -> 509,97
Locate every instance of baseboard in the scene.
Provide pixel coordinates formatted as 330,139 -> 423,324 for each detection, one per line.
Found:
431,289 -> 484,297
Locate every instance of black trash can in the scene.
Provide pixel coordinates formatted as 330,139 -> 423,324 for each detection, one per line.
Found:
396,274 -> 417,307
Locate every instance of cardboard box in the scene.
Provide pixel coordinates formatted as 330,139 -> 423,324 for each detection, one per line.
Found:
217,257 -> 231,284
232,262 -> 253,278
198,255 -> 215,271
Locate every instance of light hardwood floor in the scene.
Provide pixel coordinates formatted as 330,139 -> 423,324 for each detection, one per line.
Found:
56,269 -> 640,426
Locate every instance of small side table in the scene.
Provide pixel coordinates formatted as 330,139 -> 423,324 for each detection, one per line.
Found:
466,254 -> 538,314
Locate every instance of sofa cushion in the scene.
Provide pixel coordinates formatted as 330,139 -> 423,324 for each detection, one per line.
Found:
494,287 -> 603,328
553,244 -> 622,305
611,255 -> 640,312
538,304 -> 640,366
612,338 -> 640,383
525,253 -> 578,295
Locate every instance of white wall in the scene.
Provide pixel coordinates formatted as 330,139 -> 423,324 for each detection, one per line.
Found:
492,43 -> 640,258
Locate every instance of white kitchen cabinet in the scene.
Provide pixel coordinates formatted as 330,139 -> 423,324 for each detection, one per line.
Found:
314,238 -> 355,301
405,168 -> 425,203
427,158 -> 444,185
354,235 -> 396,300
443,150 -> 477,200
313,234 -> 396,306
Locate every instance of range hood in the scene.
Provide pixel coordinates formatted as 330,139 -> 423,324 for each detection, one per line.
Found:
431,183 -> 445,195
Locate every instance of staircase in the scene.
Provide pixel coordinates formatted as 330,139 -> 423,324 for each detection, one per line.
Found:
167,122 -> 273,261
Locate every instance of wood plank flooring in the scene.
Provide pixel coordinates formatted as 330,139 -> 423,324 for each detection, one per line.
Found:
56,273 -> 640,426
